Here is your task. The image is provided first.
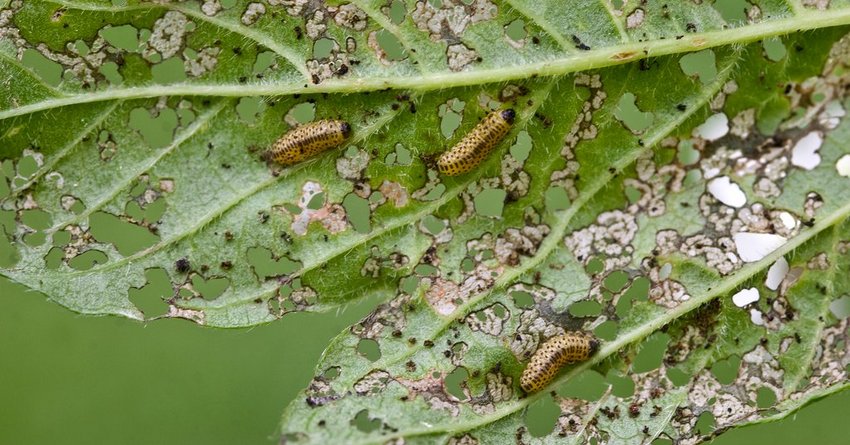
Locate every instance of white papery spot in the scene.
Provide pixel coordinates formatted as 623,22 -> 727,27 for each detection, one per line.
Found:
732,287 -> 760,307
734,232 -> 788,262
790,131 -> 822,170
659,263 -> 673,280
708,176 -> 746,208
765,257 -> 789,291
695,113 -> 729,141
820,100 -> 845,129
778,212 -> 798,230
830,296 -> 850,319
837,155 -> 850,177
750,308 -> 765,325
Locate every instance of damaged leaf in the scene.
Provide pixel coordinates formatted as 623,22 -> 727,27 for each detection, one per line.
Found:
3,1 -> 850,443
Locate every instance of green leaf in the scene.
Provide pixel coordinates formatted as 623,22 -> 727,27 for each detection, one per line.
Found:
3,1 -> 850,443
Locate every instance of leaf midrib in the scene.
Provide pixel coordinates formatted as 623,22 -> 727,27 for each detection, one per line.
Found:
4,8 -> 850,120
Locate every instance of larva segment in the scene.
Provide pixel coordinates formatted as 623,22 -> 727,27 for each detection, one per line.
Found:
268,119 -> 352,165
437,109 -> 516,176
520,333 -> 599,393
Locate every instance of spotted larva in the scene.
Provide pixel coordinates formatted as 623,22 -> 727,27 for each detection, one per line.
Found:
520,333 -> 599,393
437,109 -> 516,176
267,119 -> 352,165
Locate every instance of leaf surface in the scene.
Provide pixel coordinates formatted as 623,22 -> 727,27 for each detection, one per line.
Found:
2,1 -> 850,443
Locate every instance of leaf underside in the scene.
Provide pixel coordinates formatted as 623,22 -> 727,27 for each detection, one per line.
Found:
2,0 -> 850,444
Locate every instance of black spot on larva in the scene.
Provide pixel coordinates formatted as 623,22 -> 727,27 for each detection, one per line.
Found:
267,120 -> 352,165
437,109 -> 515,176
520,332 -> 597,393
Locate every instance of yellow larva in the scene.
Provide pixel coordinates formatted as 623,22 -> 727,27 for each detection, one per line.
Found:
520,333 -> 598,393
267,119 -> 351,165
437,109 -> 515,176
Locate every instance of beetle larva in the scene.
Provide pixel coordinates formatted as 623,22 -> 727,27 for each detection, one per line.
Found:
520,333 -> 599,393
437,109 -> 515,176
267,119 -> 352,165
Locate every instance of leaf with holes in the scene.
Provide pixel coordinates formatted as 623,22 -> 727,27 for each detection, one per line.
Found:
2,1 -> 850,444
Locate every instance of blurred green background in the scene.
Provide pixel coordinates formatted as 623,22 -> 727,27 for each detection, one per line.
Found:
2,274 -> 849,445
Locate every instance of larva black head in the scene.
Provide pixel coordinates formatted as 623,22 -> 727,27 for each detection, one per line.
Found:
500,109 -> 516,124
588,338 -> 600,355
340,121 -> 352,138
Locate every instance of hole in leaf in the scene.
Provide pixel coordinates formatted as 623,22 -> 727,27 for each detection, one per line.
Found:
100,24 -> 141,51
323,366 -> 340,379
524,394 -> 560,437
439,101 -> 464,139
191,275 -> 229,300
357,338 -> 381,361
400,275 -> 419,294
603,270 -> 629,293
247,246 -> 300,280
151,57 -> 187,83
756,386 -> 777,408
829,295 -> 850,319
696,411 -> 715,435
545,186 -> 570,211
343,193 -> 371,233
21,48 -> 62,86
89,211 -> 159,256
445,366 -> 468,400
569,300 -> 602,317
306,192 -> 325,210
236,97 -> 265,124
376,30 -> 405,61
614,93 -> 653,133
633,332 -> 671,373
20,209 -> 50,230
585,257 -> 604,274
17,155 -> 38,177
712,0 -> 749,22
128,107 -> 179,148
129,268 -> 171,316
68,249 -> 108,271
43,247 -> 63,269
253,51 -> 277,74
422,215 -> 445,234
666,366 -> 690,387
623,276 -> 650,301
677,139 -> 699,165
606,369 -> 635,398
509,130 -> 532,163
763,36 -> 787,62
594,320 -> 618,341
313,38 -> 335,59
351,409 -> 381,433
505,19 -> 526,41
473,188 -> 506,218
557,369 -> 608,401
679,50 -> 717,85
710,355 -> 741,385
388,0 -> 406,24
512,291 -> 534,309
287,102 -> 316,124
